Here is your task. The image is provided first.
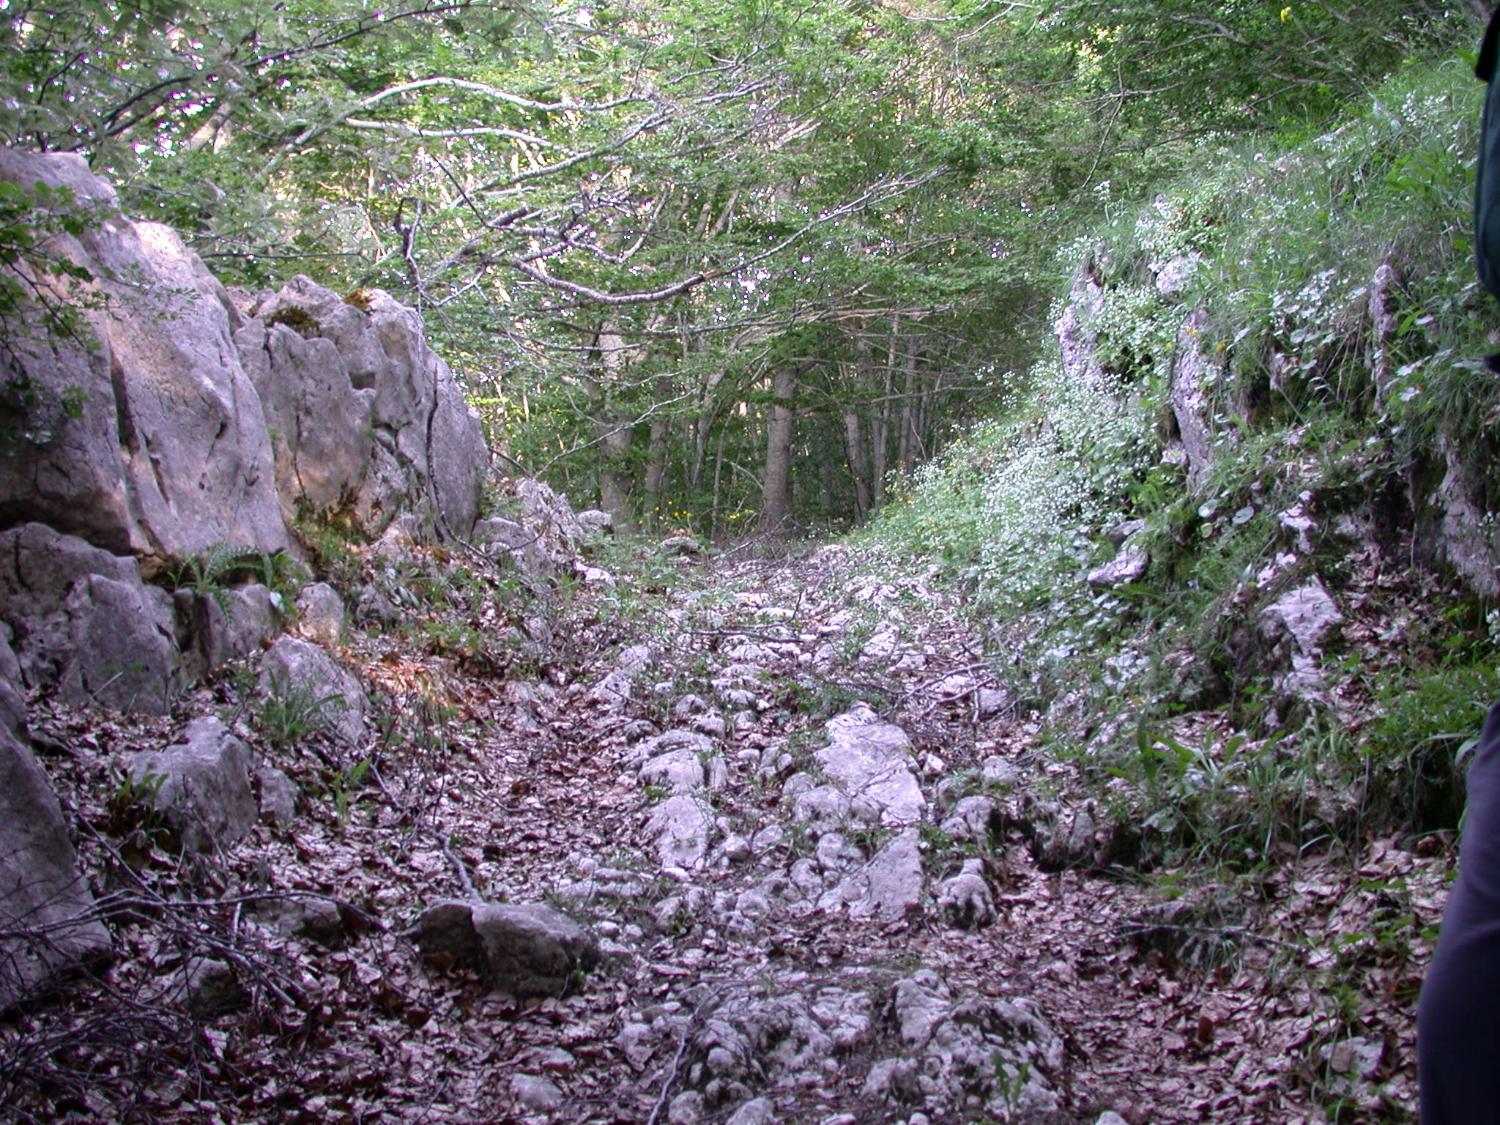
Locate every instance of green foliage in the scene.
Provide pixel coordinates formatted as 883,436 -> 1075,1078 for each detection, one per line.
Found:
105,767 -> 167,837
1365,660 -> 1500,832
258,676 -> 347,749
332,758 -> 371,827
291,512 -> 363,592
170,543 -> 308,617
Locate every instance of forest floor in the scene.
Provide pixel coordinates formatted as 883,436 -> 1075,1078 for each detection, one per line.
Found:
5,538 -> 1451,1123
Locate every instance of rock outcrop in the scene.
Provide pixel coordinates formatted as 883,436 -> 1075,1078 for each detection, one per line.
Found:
236,276 -> 487,542
0,723 -> 111,1009
0,150 -> 288,568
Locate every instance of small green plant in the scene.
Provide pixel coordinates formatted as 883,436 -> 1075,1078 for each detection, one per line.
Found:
258,676 -> 346,748
332,758 -> 370,827
105,767 -> 166,834
171,543 -> 307,616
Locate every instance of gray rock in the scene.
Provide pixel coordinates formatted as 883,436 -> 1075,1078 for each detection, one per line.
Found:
862,1057 -> 921,1102
184,584 -> 279,678
1167,308 -> 1224,494
1086,543 -> 1150,590
0,723 -> 112,1010
725,1098 -> 777,1125
645,795 -> 713,869
640,748 -> 707,793
722,834 -> 753,864
473,516 -> 545,574
183,956 -> 244,1016
981,756 -> 1022,787
893,970 -> 951,1048
414,900 -> 598,998
127,716 -> 256,853
660,535 -> 702,557
815,705 -> 923,826
1258,577 -> 1343,700
1055,259 -> 1109,395
0,625 -> 26,735
293,582 -> 345,646
1368,261 -> 1403,402
791,784 -> 852,830
1154,252 -> 1203,299
352,583 -> 400,627
515,478 -> 588,555
256,765 -> 299,825
590,642 -> 654,711
975,687 -> 1015,720
684,985 -> 871,1097
576,509 -> 614,540
1435,435 -> 1500,598
868,973 -> 1064,1119
0,524 -> 178,713
1105,517 -> 1148,547
938,859 -> 997,930
240,276 -> 486,541
1278,496 -> 1318,555
258,636 -> 367,745
617,1021 -> 656,1071
939,796 -> 1000,846
818,828 -> 924,923
667,1090 -> 705,1124
0,150 -> 288,566
510,1074 -> 564,1112
254,896 -> 343,946
1025,798 -> 1101,871
633,729 -> 713,767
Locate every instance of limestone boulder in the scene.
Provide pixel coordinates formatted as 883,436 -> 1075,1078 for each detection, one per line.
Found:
937,859 -> 997,930
1257,577 -> 1343,701
1433,435 -> 1500,598
508,478 -> 591,567
815,705 -> 924,826
1056,257 -> 1109,394
1087,543 -> 1150,590
258,636 -> 367,746
0,723 -> 112,1009
126,716 -> 257,854
0,524 -> 177,713
237,276 -> 487,542
293,582 -> 345,647
865,972 -> 1064,1119
414,900 -> 598,997
0,149 -> 288,568
818,828 -> 925,923
645,795 -> 713,869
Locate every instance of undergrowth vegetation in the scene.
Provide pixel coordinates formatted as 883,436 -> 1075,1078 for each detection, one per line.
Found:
866,55 -> 1499,873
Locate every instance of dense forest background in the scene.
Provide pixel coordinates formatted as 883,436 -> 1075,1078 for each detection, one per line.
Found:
3,0 -> 1483,537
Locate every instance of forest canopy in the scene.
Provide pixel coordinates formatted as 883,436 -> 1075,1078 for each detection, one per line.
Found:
0,0 -> 1478,533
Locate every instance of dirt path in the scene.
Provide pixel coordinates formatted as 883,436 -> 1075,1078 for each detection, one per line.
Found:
10,541 -> 1438,1122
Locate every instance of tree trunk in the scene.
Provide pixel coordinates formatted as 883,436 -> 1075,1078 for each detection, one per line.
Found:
759,365 -> 797,531
843,408 -> 872,522
587,326 -> 635,529
870,318 -> 899,508
643,374 -> 672,527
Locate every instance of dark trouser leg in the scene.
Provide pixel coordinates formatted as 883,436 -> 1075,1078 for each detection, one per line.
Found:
1419,699 -> 1500,1123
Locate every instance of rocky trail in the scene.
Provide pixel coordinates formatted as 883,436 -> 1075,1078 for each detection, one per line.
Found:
6,525 -> 1442,1124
